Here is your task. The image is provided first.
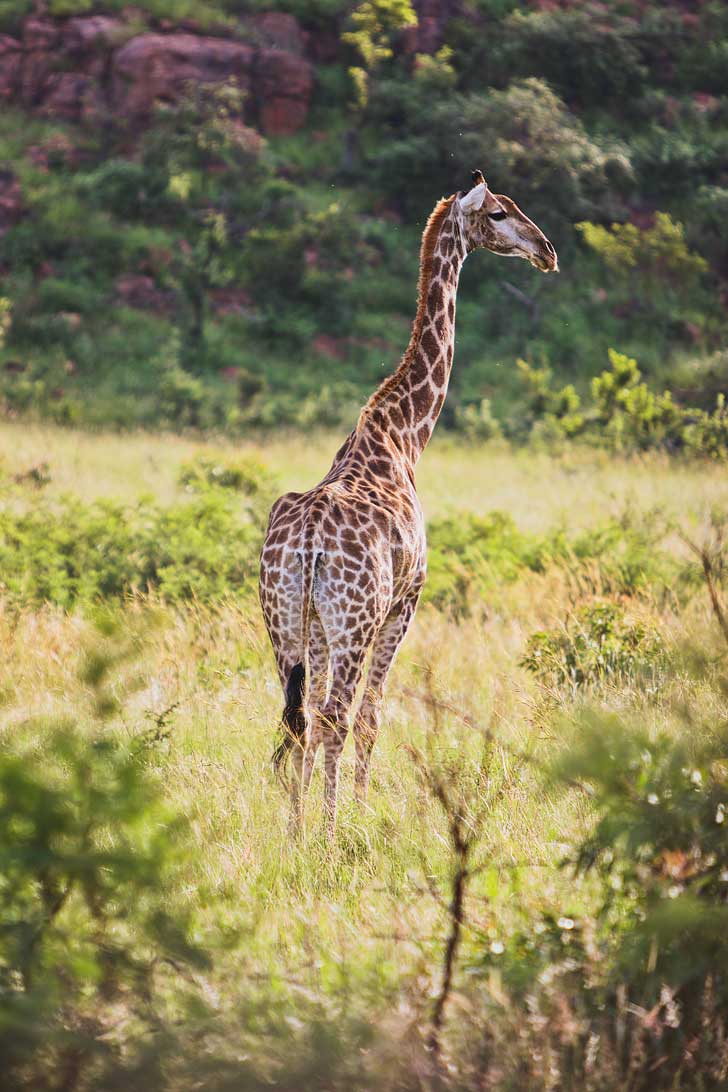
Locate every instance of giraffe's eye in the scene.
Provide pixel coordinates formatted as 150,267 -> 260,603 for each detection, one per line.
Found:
488,210 -> 508,221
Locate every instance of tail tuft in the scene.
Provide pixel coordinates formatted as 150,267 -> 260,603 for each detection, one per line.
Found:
272,662 -> 306,783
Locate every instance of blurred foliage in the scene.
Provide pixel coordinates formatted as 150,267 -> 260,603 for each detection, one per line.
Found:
515,346 -> 728,458
0,617 -> 209,1089
343,0 -> 417,108
522,600 -> 665,691
0,0 -> 723,436
425,506 -> 681,616
0,458 -> 278,607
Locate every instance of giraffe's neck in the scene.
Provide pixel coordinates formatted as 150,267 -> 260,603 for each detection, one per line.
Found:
358,198 -> 466,466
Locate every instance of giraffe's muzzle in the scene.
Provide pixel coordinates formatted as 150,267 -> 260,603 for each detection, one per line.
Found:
532,239 -> 558,273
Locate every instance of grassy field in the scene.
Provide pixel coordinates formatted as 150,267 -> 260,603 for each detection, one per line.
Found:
3,423 -> 728,1090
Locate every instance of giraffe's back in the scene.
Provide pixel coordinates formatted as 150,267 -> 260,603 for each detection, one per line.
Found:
259,465 -> 426,660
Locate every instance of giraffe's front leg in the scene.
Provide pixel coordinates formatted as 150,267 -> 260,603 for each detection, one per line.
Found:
354,588 -> 421,805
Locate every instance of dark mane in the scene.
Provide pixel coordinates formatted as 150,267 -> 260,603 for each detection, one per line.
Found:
356,194 -> 456,428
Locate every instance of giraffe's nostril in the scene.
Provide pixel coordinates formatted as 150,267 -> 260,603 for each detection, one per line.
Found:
545,239 -> 556,257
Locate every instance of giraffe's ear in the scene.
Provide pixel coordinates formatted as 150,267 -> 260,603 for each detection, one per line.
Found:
458,181 -> 487,214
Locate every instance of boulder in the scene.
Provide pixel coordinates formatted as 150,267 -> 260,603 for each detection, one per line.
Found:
0,170 -> 24,235
0,35 -> 22,101
65,15 -> 125,53
2,15 -> 315,135
64,15 -> 125,78
40,72 -> 101,122
111,33 -> 254,119
21,16 -> 60,106
256,47 -> 313,135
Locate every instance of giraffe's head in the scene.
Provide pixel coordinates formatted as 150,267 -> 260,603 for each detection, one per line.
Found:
456,170 -> 558,272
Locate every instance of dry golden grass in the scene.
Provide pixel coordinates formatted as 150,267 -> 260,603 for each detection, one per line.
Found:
1,421 -> 727,528
1,422 -> 726,1088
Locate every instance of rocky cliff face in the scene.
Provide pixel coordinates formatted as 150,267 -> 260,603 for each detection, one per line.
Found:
0,11 -> 315,135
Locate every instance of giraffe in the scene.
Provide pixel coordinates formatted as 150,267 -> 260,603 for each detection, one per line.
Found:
259,171 -> 558,835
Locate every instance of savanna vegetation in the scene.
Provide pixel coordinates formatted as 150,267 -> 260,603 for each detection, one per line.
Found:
2,423 -> 728,1089
2,0 -> 728,1088
0,0 -> 725,446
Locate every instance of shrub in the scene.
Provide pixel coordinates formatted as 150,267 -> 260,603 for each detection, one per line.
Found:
681,395 -> 728,460
501,5 -> 646,108
178,450 -> 278,498
521,600 -> 665,690
0,620 -> 208,1087
578,213 -> 708,286
517,358 -> 584,440
454,398 -> 503,443
0,487 -> 266,609
158,364 -> 209,428
366,77 -> 631,222
543,690 -> 728,1080
424,510 -> 547,614
515,347 -> 728,460
591,348 -> 684,452
425,507 -> 677,616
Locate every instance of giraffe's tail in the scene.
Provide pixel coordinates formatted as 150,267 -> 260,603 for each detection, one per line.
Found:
271,539 -> 321,782
271,662 -> 306,781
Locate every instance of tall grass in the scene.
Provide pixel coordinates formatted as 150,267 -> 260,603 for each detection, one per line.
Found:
1,423 -> 727,1089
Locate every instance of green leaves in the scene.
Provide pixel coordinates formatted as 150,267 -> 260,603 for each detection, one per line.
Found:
517,346 -> 728,458
578,213 -> 708,284
0,465 -> 275,609
343,0 -> 417,70
0,623 -> 208,1084
522,601 -> 665,691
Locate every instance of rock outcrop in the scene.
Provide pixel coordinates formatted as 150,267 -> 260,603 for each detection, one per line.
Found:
0,2 -> 451,136
0,170 -> 24,235
0,13 -> 314,135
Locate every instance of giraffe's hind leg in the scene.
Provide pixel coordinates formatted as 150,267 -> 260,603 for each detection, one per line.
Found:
353,588 -> 421,804
291,617 -> 329,827
321,636 -> 376,837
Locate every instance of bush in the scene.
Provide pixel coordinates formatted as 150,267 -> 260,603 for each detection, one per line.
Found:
178,451 -> 277,496
424,510 -> 547,614
516,358 -> 584,440
578,213 -> 708,290
425,507 -> 677,616
454,398 -> 503,443
542,689 -> 728,1081
0,620 -> 208,1087
501,5 -> 646,108
158,364 -> 211,429
521,600 -> 665,691
0,483 -> 269,609
515,347 -> 728,459
366,76 -> 631,223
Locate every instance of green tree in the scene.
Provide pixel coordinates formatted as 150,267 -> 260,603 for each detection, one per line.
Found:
343,0 -> 417,108
139,82 -> 280,361
341,0 -> 417,171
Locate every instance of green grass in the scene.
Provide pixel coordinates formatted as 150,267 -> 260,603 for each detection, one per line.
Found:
1,422 -> 727,1088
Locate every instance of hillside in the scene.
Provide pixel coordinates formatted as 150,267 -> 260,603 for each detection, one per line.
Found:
0,0 -> 726,435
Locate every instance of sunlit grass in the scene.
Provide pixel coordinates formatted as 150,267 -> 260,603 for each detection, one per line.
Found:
1,421 -> 727,529
0,423 -> 725,1086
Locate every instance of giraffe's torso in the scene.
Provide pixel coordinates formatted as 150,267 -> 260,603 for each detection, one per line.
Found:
260,429 -> 427,660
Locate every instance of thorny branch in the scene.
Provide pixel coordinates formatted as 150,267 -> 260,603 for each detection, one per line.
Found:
401,669 -> 525,1082
680,517 -> 728,648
